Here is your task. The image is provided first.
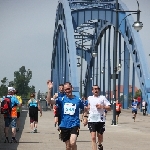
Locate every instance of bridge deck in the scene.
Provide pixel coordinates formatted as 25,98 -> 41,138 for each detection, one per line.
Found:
0,109 -> 150,150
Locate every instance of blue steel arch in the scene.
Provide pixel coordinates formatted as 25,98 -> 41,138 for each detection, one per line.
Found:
51,0 -> 150,112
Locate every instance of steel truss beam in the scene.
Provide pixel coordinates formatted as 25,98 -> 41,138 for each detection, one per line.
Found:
51,0 -> 150,112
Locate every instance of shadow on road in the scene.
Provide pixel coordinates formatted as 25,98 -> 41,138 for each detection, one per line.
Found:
0,109 -> 28,150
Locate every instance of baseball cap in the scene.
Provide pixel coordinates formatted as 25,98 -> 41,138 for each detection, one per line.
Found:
8,87 -> 15,92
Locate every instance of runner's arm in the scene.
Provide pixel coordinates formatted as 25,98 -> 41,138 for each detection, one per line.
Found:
103,97 -> 111,111
46,80 -> 56,105
37,100 -> 42,115
82,103 -> 89,126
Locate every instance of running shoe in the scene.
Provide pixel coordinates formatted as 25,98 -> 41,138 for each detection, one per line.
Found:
11,138 -> 17,143
34,128 -> 37,133
98,144 -> 103,150
4,138 -> 9,143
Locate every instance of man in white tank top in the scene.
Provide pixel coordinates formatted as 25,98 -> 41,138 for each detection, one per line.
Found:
85,85 -> 111,150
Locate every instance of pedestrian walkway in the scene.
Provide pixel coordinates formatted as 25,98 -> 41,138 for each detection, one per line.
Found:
0,109 -> 150,150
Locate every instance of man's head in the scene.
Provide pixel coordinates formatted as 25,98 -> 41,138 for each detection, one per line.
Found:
8,87 -> 15,95
82,97 -> 87,101
14,89 -> 18,95
59,84 -> 64,93
92,85 -> 100,97
133,96 -> 137,101
64,82 -> 72,97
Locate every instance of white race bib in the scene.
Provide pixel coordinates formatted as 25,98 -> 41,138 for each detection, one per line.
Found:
64,103 -> 76,115
88,113 -> 100,122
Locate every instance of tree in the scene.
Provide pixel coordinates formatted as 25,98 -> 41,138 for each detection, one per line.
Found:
14,66 -> 33,98
0,77 -> 9,97
134,89 -> 141,98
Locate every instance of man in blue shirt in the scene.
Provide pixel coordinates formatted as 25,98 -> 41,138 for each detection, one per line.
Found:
131,97 -> 138,122
53,84 -> 65,127
47,80 -> 87,150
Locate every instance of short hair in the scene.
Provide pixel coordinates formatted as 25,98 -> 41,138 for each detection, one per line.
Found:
92,85 -> 100,90
64,82 -> 72,87
14,89 -> 18,95
30,93 -> 35,98
59,84 -> 64,87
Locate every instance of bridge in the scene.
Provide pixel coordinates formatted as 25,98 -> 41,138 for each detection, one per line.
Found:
50,0 -> 150,112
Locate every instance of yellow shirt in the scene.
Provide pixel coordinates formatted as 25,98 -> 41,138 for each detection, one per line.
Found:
16,95 -> 22,112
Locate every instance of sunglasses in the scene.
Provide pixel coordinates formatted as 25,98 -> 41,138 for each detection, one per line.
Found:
64,88 -> 71,91
93,88 -> 100,90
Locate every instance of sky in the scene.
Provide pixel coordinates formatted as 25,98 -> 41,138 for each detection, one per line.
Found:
0,0 -> 150,94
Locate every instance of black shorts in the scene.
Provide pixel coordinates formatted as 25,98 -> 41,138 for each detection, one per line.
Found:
29,107 -> 38,123
54,115 -> 61,126
60,127 -> 79,142
54,111 -> 60,117
17,112 -> 20,118
132,110 -> 137,114
88,122 -> 105,135
116,111 -> 121,117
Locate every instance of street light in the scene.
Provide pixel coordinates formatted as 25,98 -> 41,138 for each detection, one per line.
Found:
77,58 -> 81,67
92,51 -> 98,57
112,0 -> 143,125
132,2 -> 143,32
76,32 -> 84,98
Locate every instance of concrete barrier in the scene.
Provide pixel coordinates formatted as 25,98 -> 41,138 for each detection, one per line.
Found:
0,113 -> 4,142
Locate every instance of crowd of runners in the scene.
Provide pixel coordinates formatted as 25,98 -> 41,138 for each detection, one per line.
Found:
0,87 -> 42,143
46,80 -> 148,150
46,80 -> 111,150
0,81 -> 148,150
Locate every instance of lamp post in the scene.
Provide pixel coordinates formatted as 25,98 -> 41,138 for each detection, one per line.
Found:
101,59 -> 111,102
80,32 -> 84,98
76,31 -> 84,98
112,0 -> 143,125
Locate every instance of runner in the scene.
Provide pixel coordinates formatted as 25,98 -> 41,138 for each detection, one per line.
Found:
86,85 -> 111,150
116,99 -> 121,124
14,89 -> 22,132
80,97 -> 88,122
142,100 -> 148,116
47,80 -> 87,150
3,87 -> 21,143
28,93 -> 42,133
131,97 -> 138,122
54,84 -> 65,127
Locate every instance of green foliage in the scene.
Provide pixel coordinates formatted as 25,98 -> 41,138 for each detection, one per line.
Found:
134,89 -> 141,98
0,66 -> 35,98
14,66 -> 34,98
0,77 -> 8,96
120,89 -> 141,105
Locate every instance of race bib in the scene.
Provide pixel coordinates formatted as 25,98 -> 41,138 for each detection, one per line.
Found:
64,103 -> 76,115
89,113 -> 100,122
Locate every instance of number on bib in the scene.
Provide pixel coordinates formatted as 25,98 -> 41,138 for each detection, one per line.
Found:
64,103 -> 76,115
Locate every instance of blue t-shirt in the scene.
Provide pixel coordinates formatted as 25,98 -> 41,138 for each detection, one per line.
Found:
55,93 -> 66,113
132,101 -> 138,111
2,95 -> 19,107
11,95 -> 20,107
58,92 -> 65,98
56,95 -> 84,128
82,100 -> 88,107
29,99 -> 38,107
2,95 -> 19,117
